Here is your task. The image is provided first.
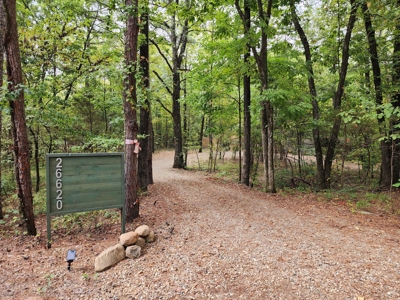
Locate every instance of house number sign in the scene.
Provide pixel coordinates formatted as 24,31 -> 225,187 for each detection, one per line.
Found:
55,158 -> 63,210
46,153 -> 126,248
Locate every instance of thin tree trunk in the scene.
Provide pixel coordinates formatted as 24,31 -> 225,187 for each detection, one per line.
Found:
124,0 -> 139,222
388,0 -> 400,186
198,115 -> 204,153
235,0 -> 275,193
151,2 -> 188,168
0,0 -> 5,219
361,1 -> 391,187
29,127 -> 40,193
241,0 -> 251,186
324,0 -> 360,188
297,130 -> 302,176
290,0 -> 326,189
4,0 -> 36,235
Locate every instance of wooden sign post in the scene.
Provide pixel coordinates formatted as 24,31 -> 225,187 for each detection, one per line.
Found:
46,153 -> 125,248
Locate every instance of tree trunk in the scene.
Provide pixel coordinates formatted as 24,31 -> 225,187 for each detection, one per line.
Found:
151,2 -> 188,168
323,0 -> 360,188
170,11 -> 187,169
124,0 -> 139,222
386,0 -> 400,187
198,115 -> 204,153
235,0 -> 275,193
172,71 -> 184,168
138,4 -> 153,191
361,1 -> 392,187
4,0 -> 36,235
0,0 -> 5,219
241,0 -> 251,186
290,0 -> 326,190
29,127 -> 40,193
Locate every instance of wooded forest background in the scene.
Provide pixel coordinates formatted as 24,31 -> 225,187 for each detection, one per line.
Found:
1,0 -> 400,234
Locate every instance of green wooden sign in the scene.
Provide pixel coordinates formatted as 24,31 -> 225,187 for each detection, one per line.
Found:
46,153 -> 125,247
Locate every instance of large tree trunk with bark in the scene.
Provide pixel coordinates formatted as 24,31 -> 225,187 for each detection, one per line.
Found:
170,12 -> 187,169
138,5 -> 153,191
124,0 -> 139,222
172,70 -> 184,168
4,0 -> 36,235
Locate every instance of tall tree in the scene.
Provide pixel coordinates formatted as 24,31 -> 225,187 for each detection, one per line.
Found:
152,0 -> 190,169
386,0 -> 400,187
361,1 -> 390,187
241,0 -> 251,186
0,0 -> 5,219
3,0 -> 36,235
236,0 -> 276,192
124,0 -> 140,221
290,0 -> 359,189
323,0 -> 360,188
138,0 -> 153,191
289,0 -> 325,189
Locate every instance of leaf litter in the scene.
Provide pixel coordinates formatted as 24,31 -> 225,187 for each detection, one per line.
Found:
0,150 -> 400,299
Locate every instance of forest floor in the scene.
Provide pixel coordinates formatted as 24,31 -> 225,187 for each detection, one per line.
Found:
1,150 -> 400,299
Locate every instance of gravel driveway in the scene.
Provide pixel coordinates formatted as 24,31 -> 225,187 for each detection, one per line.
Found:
1,150 -> 400,299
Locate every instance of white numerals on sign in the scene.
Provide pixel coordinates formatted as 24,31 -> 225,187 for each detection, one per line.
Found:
55,158 -> 63,210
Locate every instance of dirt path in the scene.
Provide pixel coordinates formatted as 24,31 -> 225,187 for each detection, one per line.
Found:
1,150 -> 400,299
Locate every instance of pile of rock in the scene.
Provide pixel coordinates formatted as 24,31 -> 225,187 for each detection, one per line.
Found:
94,224 -> 155,272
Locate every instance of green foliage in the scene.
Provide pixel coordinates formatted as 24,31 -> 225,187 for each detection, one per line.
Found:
0,0 -> 399,235
71,136 -> 124,153
52,210 -> 120,234
33,189 -> 47,215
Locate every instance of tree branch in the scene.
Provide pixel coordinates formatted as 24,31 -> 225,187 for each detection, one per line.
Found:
154,96 -> 172,116
153,70 -> 173,96
150,38 -> 173,72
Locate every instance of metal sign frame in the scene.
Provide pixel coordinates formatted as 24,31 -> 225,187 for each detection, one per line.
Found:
46,153 -> 125,247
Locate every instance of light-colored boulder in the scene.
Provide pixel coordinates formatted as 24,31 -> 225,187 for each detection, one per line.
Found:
95,244 -> 125,272
120,231 -> 139,247
145,231 -> 155,243
126,245 -> 141,259
135,237 -> 146,248
135,225 -> 150,237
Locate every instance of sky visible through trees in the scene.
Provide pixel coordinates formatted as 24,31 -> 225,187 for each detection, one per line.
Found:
1,0 -> 400,231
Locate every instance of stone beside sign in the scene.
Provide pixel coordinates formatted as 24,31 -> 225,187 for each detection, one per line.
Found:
95,224 -> 155,272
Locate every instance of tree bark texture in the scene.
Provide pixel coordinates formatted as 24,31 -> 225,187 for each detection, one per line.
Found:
171,10 -> 188,169
29,127 -> 40,193
124,0 -> 139,222
290,0 -> 326,190
138,6 -> 153,191
4,0 -> 36,235
0,0 -> 5,219
241,0 -> 251,186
